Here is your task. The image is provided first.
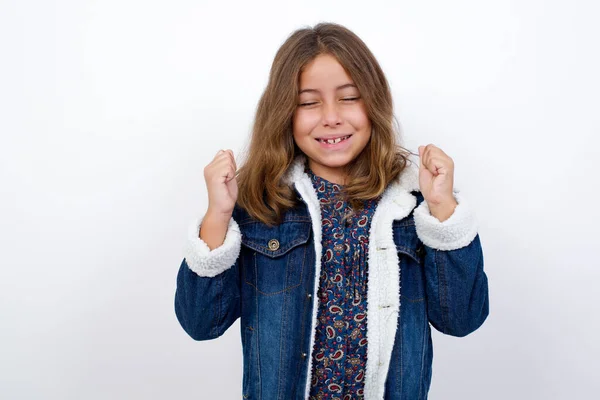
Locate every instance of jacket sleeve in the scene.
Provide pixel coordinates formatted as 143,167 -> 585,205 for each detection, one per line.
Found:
174,215 -> 242,341
413,192 -> 489,337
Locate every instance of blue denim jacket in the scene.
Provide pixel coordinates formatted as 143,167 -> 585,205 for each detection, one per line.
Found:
175,158 -> 489,400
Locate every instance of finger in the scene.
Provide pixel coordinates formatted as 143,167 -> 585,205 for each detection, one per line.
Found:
213,149 -> 226,161
214,149 -> 235,166
212,155 -> 236,179
211,157 -> 236,175
425,144 -> 450,161
224,165 -> 237,182
225,149 -> 237,169
213,151 -> 235,169
421,144 -> 445,169
216,151 -> 236,170
208,166 -> 235,184
205,158 -> 234,180
425,157 -> 450,176
421,145 -> 433,171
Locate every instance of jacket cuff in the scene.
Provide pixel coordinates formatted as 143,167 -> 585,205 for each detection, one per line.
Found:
413,192 -> 478,251
183,216 -> 242,277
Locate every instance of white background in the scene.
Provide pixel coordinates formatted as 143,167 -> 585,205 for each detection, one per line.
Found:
1,0 -> 599,399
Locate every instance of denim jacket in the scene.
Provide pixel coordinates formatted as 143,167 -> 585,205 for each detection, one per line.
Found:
175,157 -> 489,400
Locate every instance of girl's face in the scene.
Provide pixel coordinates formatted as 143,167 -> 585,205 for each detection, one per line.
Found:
292,53 -> 371,185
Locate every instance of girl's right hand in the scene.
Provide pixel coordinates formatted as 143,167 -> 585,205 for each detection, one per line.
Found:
203,149 -> 238,218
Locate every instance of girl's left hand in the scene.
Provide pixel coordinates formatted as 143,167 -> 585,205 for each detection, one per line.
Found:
418,144 -> 458,222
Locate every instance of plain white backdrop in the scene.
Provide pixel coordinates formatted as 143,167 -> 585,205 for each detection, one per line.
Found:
1,0 -> 599,399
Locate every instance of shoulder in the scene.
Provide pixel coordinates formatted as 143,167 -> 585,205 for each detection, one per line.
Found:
232,203 -> 252,225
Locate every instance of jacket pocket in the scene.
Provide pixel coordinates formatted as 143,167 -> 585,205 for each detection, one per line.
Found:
241,220 -> 311,295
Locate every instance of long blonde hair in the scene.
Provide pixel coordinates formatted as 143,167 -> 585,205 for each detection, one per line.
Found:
237,22 -> 411,226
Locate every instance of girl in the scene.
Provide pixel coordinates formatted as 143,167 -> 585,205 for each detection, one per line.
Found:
175,23 -> 489,400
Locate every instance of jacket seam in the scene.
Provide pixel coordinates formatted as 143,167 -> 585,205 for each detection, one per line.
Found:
435,249 -> 450,332
418,294 -> 428,400
214,273 -> 223,337
255,277 -> 262,399
278,281 -> 289,399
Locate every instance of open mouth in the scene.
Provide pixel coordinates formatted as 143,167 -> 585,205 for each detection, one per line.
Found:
316,134 -> 352,145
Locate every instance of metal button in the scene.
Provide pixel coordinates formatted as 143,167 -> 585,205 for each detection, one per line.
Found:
268,239 -> 280,251
307,293 -> 312,298
301,352 -> 307,358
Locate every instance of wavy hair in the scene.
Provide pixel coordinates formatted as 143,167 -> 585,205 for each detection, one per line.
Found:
237,22 -> 411,226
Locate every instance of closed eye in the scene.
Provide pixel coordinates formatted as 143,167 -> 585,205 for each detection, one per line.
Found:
298,97 -> 360,107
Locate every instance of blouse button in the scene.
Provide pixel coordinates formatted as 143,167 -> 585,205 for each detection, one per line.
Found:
268,239 -> 280,251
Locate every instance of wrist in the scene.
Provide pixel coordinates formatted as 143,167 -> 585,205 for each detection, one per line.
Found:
205,207 -> 233,223
199,209 -> 232,248
428,199 -> 458,222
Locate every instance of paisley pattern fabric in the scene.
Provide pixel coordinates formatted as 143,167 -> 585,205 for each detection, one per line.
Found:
307,169 -> 379,400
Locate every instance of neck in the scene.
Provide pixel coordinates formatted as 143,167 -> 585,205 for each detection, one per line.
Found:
307,161 -> 348,185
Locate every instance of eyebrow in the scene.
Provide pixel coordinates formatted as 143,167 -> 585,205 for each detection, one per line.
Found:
298,83 -> 358,95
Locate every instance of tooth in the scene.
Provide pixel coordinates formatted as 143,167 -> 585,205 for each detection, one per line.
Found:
321,136 -> 349,144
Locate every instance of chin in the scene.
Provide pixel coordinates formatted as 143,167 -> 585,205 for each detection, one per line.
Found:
317,152 -> 351,163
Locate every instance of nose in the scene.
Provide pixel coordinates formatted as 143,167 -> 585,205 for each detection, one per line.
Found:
321,102 -> 342,127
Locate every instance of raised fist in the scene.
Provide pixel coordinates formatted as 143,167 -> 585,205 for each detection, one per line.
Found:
203,149 -> 238,217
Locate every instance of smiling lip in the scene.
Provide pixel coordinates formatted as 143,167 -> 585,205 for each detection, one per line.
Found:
315,134 -> 353,150
315,134 -> 353,145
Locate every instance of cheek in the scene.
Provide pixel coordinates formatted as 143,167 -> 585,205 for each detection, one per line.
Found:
344,107 -> 371,130
293,110 -> 320,137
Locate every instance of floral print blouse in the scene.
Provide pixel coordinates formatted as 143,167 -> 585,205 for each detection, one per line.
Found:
307,169 -> 380,400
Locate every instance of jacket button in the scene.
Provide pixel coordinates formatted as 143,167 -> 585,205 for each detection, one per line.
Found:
307,293 -> 312,299
301,352 -> 307,358
268,239 -> 280,251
